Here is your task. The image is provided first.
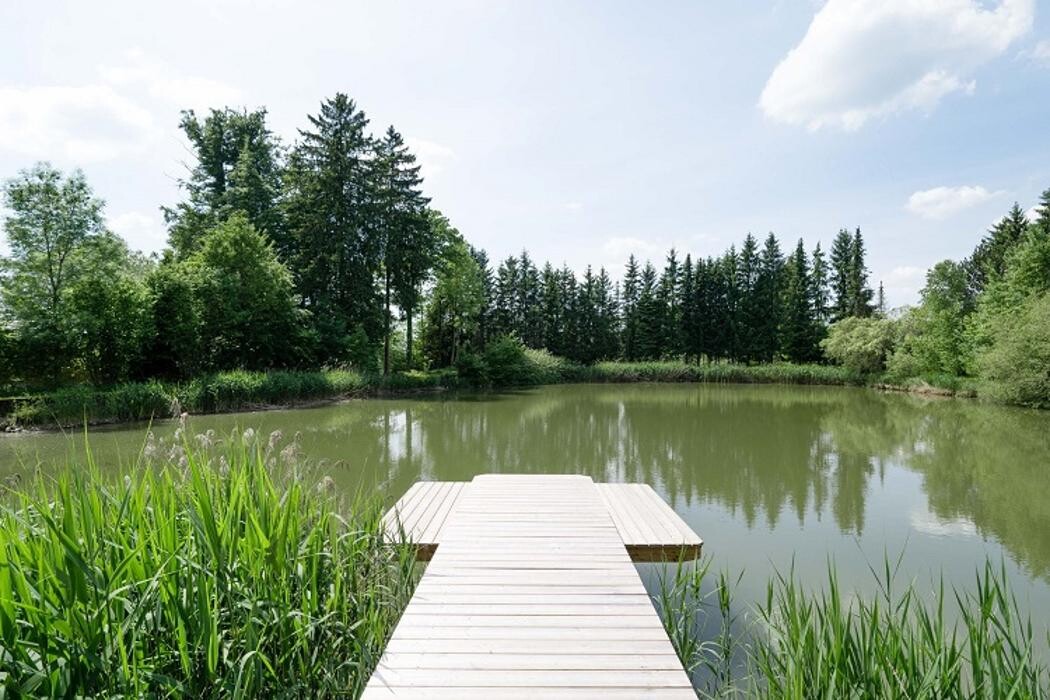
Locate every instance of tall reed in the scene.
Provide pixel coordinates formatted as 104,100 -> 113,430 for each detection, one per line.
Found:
0,429 -> 416,698
657,557 -> 1049,699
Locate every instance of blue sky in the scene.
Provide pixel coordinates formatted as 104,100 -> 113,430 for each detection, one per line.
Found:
1,0 -> 1048,305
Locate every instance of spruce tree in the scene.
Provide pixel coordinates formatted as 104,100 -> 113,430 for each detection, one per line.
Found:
374,127 -> 431,373
811,242 -> 829,323
966,203 -> 1031,294
829,229 -> 853,321
781,240 -> 819,362
736,235 -> 761,362
659,249 -> 681,357
284,94 -> 378,360
847,228 -> 874,317
755,233 -> 784,361
621,255 -> 641,360
636,263 -> 663,359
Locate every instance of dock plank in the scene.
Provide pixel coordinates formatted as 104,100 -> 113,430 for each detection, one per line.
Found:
366,474 -> 698,697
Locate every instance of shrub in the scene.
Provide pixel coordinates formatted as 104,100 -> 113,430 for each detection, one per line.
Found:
821,316 -> 898,374
482,335 -> 532,385
978,293 -> 1050,408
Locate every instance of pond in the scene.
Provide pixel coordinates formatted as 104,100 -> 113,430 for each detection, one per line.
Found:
3,382 -> 1050,651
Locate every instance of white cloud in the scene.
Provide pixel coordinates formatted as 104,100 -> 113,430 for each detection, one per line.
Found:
601,236 -> 667,265
1030,39 -> 1050,64
108,210 -> 167,254
0,50 -> 241,163
884,265 -> 927,303
564,201 -> 583,211
906,185 -> 1001,220
99,49 -> 242,115
405,137 -> 454,178
1024,206 -> 1040,222
760,0 -> 1034,130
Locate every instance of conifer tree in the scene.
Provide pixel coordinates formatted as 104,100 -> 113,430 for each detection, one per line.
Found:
659,249 -> 681,357
736,235 -> 761,361
621,255 -> 641,360
781,240 -> 819,362
635,262 -> 663,359
374,127 -> 431,373
811,242 -> 829,323
966,203 -> 1031,294
284,94 -> 378,359
848,228 -> 874,317
829,229 -> 853,321
755,233 -> 784,361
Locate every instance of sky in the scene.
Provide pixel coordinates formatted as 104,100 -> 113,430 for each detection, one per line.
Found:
1,0 -> 1049,306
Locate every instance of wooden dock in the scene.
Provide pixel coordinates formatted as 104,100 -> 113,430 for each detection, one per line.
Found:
363,474 -> 703,698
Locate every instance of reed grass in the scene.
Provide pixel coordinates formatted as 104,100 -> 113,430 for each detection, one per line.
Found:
0,429 -> 417,698
657,557 -> 1050,699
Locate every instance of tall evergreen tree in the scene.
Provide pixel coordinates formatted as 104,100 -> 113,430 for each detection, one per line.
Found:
621,255 -> 641,360
847,228 -> 874,318
493,256 -> 520,338
811,242 -> 829,323
284,94 -> 378,360
635,263 -> 663,359
374,127 -> 431,373
518,252 -> 543,347
755,233 -> 784,361
781,240 -> 820,362
736,234 -> 762,361
966,203 -> 1031,295
659,249 -> 681,357
829,229 -> 853,321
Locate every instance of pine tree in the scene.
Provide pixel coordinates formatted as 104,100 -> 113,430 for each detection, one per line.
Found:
755,233 -> 784,361
829,229 -> 853,321
659,249 -> 681,357
679,255 -> 697,362
493,256 -> 520,338
284,94 -> 379,359
621,255 -> 641,360
518,251 -> 543,347
540,262 -> 564,354
469,246 -> 493,348
848,228 -> 874,317
374,127 -> 431,373
877,281 -> 886,317
781,240 -> 819,362
595,267 -> 619,359
811,242 -> 829,323
736,234 -> 761,362
636,263 -> 663,359
966,203 -> 1031,294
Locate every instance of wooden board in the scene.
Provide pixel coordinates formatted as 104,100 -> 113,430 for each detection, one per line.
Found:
384,479 -> 701,561
363,474 -> 696,698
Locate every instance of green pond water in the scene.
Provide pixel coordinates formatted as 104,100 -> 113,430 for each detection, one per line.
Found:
3,382 -> 1050,646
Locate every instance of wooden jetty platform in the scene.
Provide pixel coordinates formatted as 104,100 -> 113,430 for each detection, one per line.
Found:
363,474 -> 703,698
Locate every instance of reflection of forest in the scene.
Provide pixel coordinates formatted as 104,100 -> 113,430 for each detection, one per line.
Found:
3,384 -> 1046,579
299,385 -> 1050,580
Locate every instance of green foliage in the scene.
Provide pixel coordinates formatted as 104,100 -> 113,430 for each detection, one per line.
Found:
821,316 -> 898,374
187,213 -> 302,370
1,163 -> 106,382
977,293 -> 1050,408
586,360 -> 860,385
888,260 -> 974,379
421,234 -> 485,366
346,325 -> 378,374
0,435 -> 416,698
164,107 -> 284,257
660,558 -> 1049,698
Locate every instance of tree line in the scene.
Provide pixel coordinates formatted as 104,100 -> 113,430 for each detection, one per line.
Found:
2,91 -> 1048,408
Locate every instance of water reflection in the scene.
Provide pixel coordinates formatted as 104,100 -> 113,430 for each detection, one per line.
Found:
2,384 -> 1050,581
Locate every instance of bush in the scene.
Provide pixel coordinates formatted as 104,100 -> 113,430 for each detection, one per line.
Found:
978,293 -> 1050,408
482,335 -> 532,385
821,316 -> 898,374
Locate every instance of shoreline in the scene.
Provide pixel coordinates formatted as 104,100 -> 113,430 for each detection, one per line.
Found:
1,362 -> 983,432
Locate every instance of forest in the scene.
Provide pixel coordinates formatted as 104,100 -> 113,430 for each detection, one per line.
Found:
2,92 -> 1050,410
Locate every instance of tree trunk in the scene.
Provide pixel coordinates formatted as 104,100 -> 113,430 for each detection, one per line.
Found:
405,305 -> 413,369
383,268 -> 391,375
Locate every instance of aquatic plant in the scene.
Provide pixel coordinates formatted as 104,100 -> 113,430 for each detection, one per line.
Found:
0,432 -> 416,698
657,556 -> 1050,699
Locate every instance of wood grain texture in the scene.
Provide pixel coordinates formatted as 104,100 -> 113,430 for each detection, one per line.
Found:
365,474 -> 698,698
